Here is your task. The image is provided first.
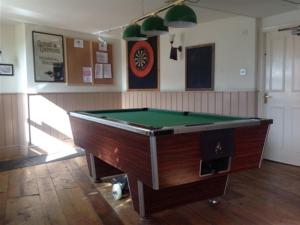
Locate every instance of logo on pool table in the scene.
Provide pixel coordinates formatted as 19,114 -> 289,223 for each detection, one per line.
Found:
215,142 -> 223,154
129,41 -> 154,78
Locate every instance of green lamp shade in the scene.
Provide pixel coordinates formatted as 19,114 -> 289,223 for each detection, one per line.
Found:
123,24 -> 147,41
164,4 -> 197,28
141,16 -> 169,36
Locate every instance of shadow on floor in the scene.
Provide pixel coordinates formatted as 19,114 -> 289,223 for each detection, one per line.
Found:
0,147 -> 85,172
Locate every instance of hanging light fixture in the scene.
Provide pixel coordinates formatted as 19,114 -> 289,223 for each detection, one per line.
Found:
96,0 -> 198,41
122,23 -> 147,41
141,15 -> 169,36
164,3 -> 197,28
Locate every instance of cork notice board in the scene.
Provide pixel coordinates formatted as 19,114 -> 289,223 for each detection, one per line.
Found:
92,42 -> 113,85
65,38 -> 113,85
65,38 -> 93,85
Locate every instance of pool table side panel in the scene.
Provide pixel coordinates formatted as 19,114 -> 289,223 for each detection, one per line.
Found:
230,123 -> 269,172
156,123 -> 270,188
128,174 -> 228,217
156,132 -> 203,188
69,116 -> 153,187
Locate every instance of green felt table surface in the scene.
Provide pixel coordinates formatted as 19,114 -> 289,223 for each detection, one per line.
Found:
82,109 -> 245,129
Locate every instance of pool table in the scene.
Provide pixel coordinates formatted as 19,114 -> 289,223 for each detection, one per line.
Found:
69,108 -> 272,217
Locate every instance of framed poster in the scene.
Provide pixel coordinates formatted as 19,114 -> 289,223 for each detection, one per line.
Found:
127,36 -> 159,90
32,31 -> 65,82
186,43 -> 215,91
0,64 -> 14,76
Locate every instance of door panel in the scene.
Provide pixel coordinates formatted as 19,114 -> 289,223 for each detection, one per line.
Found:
293,38 -> 300,91
264,106 -> 284,161
270,36 -> 285,91
264,31 -> 300,166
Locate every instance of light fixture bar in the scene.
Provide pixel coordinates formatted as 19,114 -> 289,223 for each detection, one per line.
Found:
97,24 -> 128,35
131,0 -> 185,23
96,0 -> 186,36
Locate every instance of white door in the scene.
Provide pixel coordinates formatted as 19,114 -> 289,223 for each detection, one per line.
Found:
264,30 -> 300,166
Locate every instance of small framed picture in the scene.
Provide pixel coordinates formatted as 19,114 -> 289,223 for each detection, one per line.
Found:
0,64 -> 14,76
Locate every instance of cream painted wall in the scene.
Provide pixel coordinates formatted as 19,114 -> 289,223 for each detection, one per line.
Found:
122,16 -> 257,92
0,22 -> 123,93
3,16 -> 257,93
0,22 -> 26,93
25,23 -> 122,93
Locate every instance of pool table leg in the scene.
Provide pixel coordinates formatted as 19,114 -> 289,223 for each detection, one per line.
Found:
85,152 -> 123,182
127,174 -> 228,218
207,174 -> 230,205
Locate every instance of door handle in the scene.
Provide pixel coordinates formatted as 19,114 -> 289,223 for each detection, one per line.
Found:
264,94 -> 272,104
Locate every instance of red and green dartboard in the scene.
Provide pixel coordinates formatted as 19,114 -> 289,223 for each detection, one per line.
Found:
129,41 -> 154,78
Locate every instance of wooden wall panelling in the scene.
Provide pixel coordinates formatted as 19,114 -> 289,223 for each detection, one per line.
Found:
216,92 -> 223,114
182,92 -> 188,111
176,92 -> 183,111
208,92 -> 215,113
188,92 -> 195,112
27,92 -> 122,147
247,91 -> 257,117
1,91 -> 257,160
223,92 -> 231,115
238,92 -> 248,117
17,94 -> 27,146
3,95 -> 14,147
171,92 -> 177,110
201,92 -> 208,113
1,92 -> 124,160
151,92 -> 156,108
0,94 -> 6,148
230,92 -> 239,116
0,94 -> 28,160
122,91 -> 258,117
194,92 -> 201,112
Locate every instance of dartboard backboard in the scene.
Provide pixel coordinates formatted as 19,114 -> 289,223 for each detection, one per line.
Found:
127,36 -> 159,90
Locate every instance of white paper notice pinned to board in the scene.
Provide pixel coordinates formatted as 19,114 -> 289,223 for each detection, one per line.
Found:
74,39 -> 84,48
96,52 -> 108,63
95,64 -> 104,79
82,67 -> 93,83
99,42 -> 107,51
103,64 -> 112,79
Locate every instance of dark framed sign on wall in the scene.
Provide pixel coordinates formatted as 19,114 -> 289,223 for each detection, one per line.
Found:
0,64 -> 14,76
127,36 -> 159,90
186,43 -> 215,91
32,31 -> 65,82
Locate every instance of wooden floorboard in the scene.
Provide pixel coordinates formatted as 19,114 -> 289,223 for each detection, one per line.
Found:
64,158 -> 124,225
0,157 -> 299,225
46,161 -> 103,225
5,195 -> 47,225
35,164 -> 68,225
7,167 -> 39,198
0,193 -> 7,225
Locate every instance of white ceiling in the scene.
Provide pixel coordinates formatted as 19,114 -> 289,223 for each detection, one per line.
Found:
1,0 -> 299,35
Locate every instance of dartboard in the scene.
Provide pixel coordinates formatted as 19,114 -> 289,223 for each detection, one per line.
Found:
129,41 -> 154,78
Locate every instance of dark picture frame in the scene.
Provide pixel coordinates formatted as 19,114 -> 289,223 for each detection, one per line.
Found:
32,31 -> 65,82
186,43 -> 215,91
0,64 -> 14,76
127,36 -> 159,91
